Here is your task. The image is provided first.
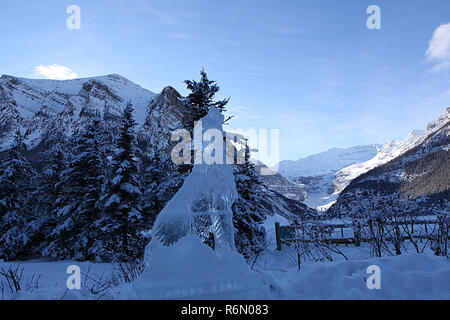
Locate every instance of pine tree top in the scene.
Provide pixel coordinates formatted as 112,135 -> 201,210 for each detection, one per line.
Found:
184,69 -> 230,119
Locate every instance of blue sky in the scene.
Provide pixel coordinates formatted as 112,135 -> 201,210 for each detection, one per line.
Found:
1,0 -> 449,161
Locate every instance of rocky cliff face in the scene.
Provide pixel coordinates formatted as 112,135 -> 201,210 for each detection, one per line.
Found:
138,86 -> 189,155
256,164 -> 307,202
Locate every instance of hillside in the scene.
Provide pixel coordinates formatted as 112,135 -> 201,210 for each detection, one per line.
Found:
329,107 -> 450,218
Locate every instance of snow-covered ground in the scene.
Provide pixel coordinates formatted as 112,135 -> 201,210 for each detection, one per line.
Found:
258,250 -> 450,300
1,214 -> 448,300
0,259 -> 136,300
253,218 -> 450,299
1,243 -> 448,300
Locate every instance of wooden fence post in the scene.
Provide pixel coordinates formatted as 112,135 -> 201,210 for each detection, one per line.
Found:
275,222 -> 282,251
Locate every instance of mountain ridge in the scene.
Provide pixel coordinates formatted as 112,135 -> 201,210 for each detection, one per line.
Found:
0,74 -> 163,151
328,107 -> 450,217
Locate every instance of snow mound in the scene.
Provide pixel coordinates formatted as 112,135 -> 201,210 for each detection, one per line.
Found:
134,236 -> 264,299
286,253 -> 450,300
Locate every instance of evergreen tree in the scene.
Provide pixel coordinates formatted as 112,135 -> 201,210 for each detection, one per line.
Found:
102,102 -> 145,261
142,152 -> 165,227
44,119 -> 106,261
175,69 -> 230,199
184,68 -> 229,124
30,141 -> 68,254
0,132 -> 36,260
232,141 -> 266,260
158,153 -> 192,203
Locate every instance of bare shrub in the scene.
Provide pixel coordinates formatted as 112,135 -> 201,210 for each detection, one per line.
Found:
249,239 -> 271,270
113,262 -> 145,283
83,270 -> 121,298
432,213 -> 450,257
80,262 -> 145,299
361,217 -> 390,257
0,265 -> 41,294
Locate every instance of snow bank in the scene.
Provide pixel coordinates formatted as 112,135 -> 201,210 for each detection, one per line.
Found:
284,253 -> 450,300
134,236 -> 264,299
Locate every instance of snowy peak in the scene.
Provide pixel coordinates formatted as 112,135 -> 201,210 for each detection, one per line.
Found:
271,145 -> 379,210
0,74 -> 173,151
334,107 -> 450,194
426,106 -> 450,132
0,74 -> 156,124
278,145 -> 380,178
274,108 -> 450,211
335,130 -> 426,190
138,84 -> 189,154
145,85 -> 184,126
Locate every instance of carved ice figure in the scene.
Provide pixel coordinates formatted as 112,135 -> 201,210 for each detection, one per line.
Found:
133,107 -> 265,300
147,106 -> 238,253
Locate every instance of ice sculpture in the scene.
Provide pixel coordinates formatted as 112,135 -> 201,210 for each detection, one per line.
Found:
133,107 -> 265,299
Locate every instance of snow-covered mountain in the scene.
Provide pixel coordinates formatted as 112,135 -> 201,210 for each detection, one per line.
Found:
0,74 -> 315,223
275,108 -> 450,211
0,74 -> 197,157
333,108 -> 450,194
333,130 -> 425,194
278,145 -> 380,178
0,74 -> 155,122
0,74 -> 158,150
276,145 -> 380,209
329,106 -> 450,217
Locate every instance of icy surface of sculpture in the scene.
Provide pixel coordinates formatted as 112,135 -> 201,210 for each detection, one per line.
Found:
149,106 -> 238,250
133,107 -> 265,299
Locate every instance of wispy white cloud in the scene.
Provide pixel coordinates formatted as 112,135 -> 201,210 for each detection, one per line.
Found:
35,64 -> 78,80
426,23 -> 450,72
